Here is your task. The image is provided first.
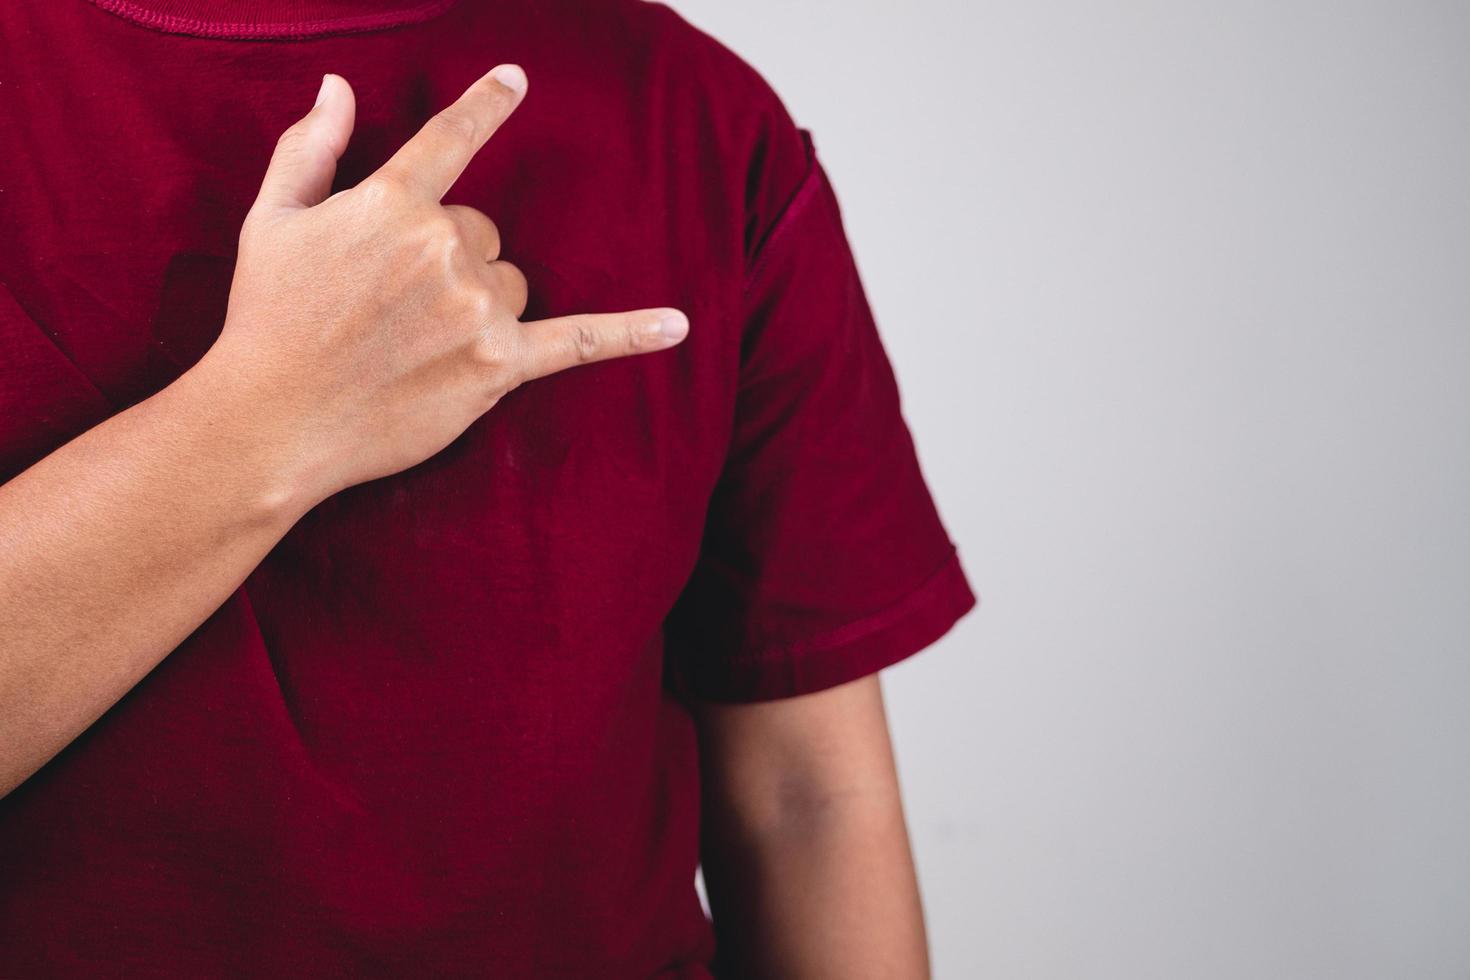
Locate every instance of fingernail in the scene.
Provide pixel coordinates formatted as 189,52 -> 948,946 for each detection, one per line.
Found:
656,311 -> 689,341
314,74 -> 331,108
489,64 -> 527,95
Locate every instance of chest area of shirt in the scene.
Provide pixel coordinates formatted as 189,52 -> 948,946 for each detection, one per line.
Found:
2,162 -> 735,587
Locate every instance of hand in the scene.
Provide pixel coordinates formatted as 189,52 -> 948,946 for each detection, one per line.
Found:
201,65 -> 689,510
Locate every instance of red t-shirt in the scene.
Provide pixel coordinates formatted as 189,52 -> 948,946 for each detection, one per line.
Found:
0,0 -> 978,974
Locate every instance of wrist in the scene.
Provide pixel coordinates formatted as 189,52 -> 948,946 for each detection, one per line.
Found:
163,347 -> 337,529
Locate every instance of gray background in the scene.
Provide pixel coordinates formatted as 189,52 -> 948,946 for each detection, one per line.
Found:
667,2 -> 1470,977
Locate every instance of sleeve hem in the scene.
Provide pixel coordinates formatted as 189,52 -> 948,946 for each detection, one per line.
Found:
682,548 -> 979,703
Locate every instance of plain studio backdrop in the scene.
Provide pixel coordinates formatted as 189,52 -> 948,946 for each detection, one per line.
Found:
666,2 -> 1470,978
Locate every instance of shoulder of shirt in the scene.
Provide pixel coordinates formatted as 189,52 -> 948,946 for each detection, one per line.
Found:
542,0 -> 787,109
532,0 -> 820,263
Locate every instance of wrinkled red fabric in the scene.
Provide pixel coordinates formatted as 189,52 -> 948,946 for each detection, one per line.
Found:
0,0 -> 978,975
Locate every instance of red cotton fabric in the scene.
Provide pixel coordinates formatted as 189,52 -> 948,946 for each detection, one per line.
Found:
0,0 -> 978,975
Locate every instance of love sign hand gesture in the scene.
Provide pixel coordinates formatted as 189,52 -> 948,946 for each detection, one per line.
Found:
210,65 -> 688,508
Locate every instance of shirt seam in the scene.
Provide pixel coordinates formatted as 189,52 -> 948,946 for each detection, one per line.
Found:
83,0 -> 459,40
741,129 -> 822,295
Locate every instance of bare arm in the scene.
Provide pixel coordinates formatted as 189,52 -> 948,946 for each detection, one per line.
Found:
0,356 -> 318,797
693,674 -> 931,979
0,65 -> 689,798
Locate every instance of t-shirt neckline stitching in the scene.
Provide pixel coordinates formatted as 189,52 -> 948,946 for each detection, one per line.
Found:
84,0 -> 460,40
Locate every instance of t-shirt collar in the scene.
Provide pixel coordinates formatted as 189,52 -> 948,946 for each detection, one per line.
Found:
84,0 -> 461,40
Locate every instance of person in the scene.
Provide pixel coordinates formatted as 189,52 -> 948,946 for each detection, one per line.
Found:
0,0 -> 977,975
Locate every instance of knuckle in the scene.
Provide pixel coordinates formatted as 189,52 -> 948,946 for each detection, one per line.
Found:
481,215 -> 503,255
497,258 -> 524,284
570,322 -> 601,363
625,321 -> 649,351
421,211 -> 459,242
462,284 -> 497,325
356,173 -> 401,205
273,122 -> 309,153
413,213 -> 462,264
428,108 -> 479,149
446,205 -> 500,253
494,260 -> 527,296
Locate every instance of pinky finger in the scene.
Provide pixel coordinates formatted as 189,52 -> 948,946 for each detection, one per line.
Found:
517,307 -> 689,381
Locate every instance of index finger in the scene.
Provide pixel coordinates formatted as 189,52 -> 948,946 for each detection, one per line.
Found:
371,64 -> 527,201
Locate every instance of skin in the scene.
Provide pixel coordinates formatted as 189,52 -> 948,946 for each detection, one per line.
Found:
696,675 -> 931,978
0,65 -> 688,795
1,63 -> 932,973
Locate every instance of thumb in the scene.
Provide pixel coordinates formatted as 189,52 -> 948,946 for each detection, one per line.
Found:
252,73 -> 357,212
517,308 -> 690,382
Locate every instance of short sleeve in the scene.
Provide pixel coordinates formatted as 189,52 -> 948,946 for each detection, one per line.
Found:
663,127 -> 979,704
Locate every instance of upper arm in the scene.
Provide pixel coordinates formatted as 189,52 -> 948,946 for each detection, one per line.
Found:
690,673 -> 906,831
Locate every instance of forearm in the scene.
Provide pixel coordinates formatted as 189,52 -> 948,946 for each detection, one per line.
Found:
0,62 -> 682,801
0,350 -> 317,797
700,747 -> 931,978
